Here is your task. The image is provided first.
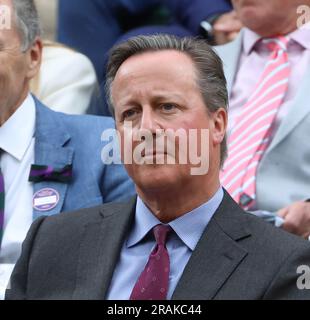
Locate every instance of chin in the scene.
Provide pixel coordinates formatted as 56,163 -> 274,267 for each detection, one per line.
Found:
129,164 -> 184,193
239,7 -> 262,24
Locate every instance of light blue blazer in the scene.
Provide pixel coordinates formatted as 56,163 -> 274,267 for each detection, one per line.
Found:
32,97 -> 135,220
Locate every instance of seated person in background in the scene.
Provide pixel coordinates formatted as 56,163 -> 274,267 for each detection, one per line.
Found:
57,0 -> 236,83
6,34 -> 310,300
164,0 -> 241,45
0,0 -> 134,298
216,0 -> 310,239
30,41 -> 97,115
87,0 -> 243,116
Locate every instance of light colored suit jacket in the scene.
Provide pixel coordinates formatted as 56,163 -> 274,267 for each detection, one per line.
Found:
215,32 -> 310,212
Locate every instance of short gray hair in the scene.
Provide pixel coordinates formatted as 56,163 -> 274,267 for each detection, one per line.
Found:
12,0 -> 41,51
106,34 -> 228,164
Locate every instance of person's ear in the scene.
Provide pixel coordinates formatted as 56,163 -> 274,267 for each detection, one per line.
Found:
26,37 -> 43,80
211,107 -> 227,147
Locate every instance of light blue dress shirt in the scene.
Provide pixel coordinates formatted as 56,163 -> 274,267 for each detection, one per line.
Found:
106,187 -> 224,300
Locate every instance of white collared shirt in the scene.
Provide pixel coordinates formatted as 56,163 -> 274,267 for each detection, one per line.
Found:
0,94 -> 35,299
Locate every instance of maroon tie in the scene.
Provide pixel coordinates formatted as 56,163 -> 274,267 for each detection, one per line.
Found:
130,224 -> 172,300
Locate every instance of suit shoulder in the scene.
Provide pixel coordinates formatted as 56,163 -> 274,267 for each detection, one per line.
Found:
244,211 -> 310,254
36,100 -> 115,133
217,193 -> 310,258
49,111 -> 116,144
55,112 -> 115,131
37,198 -> 135,232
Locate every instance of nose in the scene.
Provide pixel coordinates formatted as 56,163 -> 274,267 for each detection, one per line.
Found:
139,107 -> 161,134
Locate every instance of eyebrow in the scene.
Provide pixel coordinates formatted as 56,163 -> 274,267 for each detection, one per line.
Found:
147,92 -> 188,107
151,93 -> 185,102
118,93 -> 186,108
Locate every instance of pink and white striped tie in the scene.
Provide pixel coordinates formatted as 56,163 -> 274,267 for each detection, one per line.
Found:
221,36 -> 291,209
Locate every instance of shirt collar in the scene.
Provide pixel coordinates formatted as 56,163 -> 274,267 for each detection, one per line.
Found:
289,22 -> 310,50
243,28 -> 261,55
0,93 -> 36,160
127,187 -> 224,251
243,24 -> 310,55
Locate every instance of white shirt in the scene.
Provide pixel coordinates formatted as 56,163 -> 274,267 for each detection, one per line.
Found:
0,94 -> 35,299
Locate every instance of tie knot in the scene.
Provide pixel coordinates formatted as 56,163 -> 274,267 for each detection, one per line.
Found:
262,36 -> 289,52
153,224 -> 171,246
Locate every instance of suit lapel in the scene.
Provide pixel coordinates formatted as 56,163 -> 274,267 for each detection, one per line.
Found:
72,193 -> 249,300
172,192 -> 250,300
72,198 -> 136,299
215,31 -> 243,94
33,98 -> 73,219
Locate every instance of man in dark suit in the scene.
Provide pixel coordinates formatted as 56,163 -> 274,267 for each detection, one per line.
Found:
6,34 -> 310,300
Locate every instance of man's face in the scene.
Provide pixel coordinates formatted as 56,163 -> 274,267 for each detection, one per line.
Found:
232,0 -> 310,36
0,0 -> 41,123
111,50 -> 226,194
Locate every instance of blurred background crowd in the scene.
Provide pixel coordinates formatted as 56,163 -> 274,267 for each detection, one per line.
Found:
33,0 -> 239,116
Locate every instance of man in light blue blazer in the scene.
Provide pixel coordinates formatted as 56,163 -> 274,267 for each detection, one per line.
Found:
0,0 -> 134,297
215,0 -> 310,239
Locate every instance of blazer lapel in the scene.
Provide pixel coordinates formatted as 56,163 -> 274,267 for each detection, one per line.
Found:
172,192 -> 250,300
72,198 -> 136,299
33,98 -> 73,219
215,31 -> 243,94
71,193 -> 248,300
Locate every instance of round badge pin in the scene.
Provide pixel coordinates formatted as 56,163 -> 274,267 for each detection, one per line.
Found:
33,188 -> 60,211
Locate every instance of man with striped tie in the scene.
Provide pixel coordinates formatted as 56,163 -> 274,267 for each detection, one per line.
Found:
216,0 -> 310,240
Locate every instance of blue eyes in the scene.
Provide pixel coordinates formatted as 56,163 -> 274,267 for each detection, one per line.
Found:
123,109 -> 137,119
161,104 -> 176,112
